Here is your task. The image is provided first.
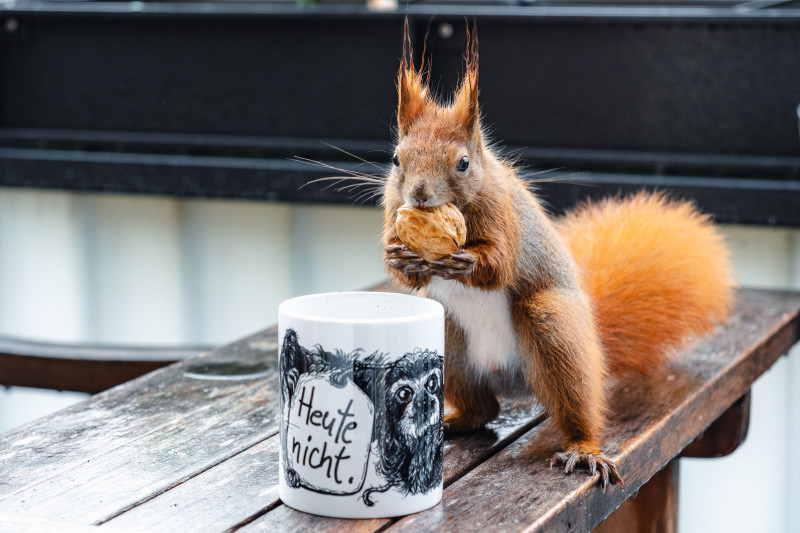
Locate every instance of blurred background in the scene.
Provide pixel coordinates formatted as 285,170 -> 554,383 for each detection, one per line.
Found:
1,5 -> 799,532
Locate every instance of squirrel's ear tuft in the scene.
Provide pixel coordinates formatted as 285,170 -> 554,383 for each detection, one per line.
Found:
397,17 -> 430,137
453,20 -> 480,140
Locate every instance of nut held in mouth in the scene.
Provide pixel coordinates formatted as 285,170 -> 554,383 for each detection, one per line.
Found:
395,203 -> 467,262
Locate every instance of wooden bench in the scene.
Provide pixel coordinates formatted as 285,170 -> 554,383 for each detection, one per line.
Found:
0,288 -> 797,532
0,335 -> 208,394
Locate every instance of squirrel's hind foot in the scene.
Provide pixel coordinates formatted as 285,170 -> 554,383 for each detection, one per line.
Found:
443,391 -> 500,436
444,412 -> 491,435
550,451 -> 623,491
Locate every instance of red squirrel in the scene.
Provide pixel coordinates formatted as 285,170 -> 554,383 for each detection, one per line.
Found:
382,22 -> 734,488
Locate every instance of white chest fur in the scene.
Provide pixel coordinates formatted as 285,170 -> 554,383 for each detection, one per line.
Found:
425,278 -> 518,373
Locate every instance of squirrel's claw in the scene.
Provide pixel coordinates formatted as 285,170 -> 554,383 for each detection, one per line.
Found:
426,251 -> 476,279
385,244 -> 427,275
385,244 -> 476,280
384,243 -> 408,254
550,451 -> 623,491
385,244 -> 421,260
441,249 -> 477,267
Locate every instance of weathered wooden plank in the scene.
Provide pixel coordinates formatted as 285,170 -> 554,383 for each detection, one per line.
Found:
102,400 -> 543,531
241,504 -> 388,533
237,405 -> 542,532
375,289 -> 800,532
596,392 -> 749,533
594,459 -> 679,533
596,391 -> 749,532
0,334 -> 209,393
0,517 -> 131,533
681,391 -> 750,458
0,328 -> 278,501
102,438 -> 281,532
4,289 -> 797,533
442,402 -> 546,483
0,374 -> 279,525
0,283 -> 397,529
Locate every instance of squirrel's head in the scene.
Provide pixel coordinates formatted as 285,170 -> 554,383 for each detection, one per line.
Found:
388,20 -> 484,209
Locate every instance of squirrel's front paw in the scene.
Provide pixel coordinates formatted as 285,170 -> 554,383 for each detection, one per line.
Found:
385,244 -> 427,275
550,450 -> 623,490
425,250 -> 476,280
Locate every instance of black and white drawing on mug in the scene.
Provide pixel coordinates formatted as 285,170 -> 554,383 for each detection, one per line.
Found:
279,329 -> 444,506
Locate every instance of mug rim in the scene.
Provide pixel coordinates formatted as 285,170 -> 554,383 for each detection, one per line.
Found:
279,291 -> 443,325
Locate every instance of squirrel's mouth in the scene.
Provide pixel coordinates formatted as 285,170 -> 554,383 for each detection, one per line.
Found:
403,199 -> 445,210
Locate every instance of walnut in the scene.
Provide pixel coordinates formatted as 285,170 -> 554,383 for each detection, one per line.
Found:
395,203 -> 467,262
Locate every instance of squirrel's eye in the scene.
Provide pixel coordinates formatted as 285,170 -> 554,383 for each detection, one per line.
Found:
425,374 -> 439,392
456,156 -> 469,172
396,386 -> 413,403
392,153 -> 400,167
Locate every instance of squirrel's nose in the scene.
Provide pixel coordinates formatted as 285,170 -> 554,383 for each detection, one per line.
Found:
411,184 -> 429,205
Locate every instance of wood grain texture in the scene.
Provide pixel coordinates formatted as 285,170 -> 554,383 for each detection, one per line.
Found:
118,399 -> 544,532
0,328 -> 278,505
0,372 -> 279,524
594,459 -> 679,533
378,289 -> 800,533
442,401 -> 545,483
0,517 -> 132,533
240,504 -> 388,533
104,438 -> 281,532
680,391 -> 750,458
103,278 -> 545,531
1,289 -> 797,533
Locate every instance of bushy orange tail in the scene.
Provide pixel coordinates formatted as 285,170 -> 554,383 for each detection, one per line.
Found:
559,192 -> 735,375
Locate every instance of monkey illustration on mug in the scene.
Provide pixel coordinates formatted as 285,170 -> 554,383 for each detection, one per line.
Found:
279,329 -> 444,506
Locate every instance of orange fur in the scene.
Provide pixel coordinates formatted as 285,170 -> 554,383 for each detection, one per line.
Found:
512,287 -> 606,454
559,192 -> 735,375
383,20 -> 735,487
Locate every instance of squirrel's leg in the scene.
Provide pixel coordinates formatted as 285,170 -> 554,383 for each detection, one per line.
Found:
513,287 -> 623,489
443,315 -> 500,433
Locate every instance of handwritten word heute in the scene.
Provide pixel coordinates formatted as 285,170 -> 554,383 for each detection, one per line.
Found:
295,384 -> 358,444
290,385 -> 359,485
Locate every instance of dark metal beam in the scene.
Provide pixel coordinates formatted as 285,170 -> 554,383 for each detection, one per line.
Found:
3,147 -> 798,226
1,4 -> 799,225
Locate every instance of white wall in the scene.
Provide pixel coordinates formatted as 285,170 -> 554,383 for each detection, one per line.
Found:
0,188 -> 797,532
0,190 -> 90,428
0,189 -> 386,434
679,226 -> 800,533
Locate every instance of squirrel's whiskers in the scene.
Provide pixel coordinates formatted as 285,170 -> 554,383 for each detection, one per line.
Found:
381,18 -> 734,490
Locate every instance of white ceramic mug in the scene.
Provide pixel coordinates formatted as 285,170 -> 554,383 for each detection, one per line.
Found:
278,291 -> 445,518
